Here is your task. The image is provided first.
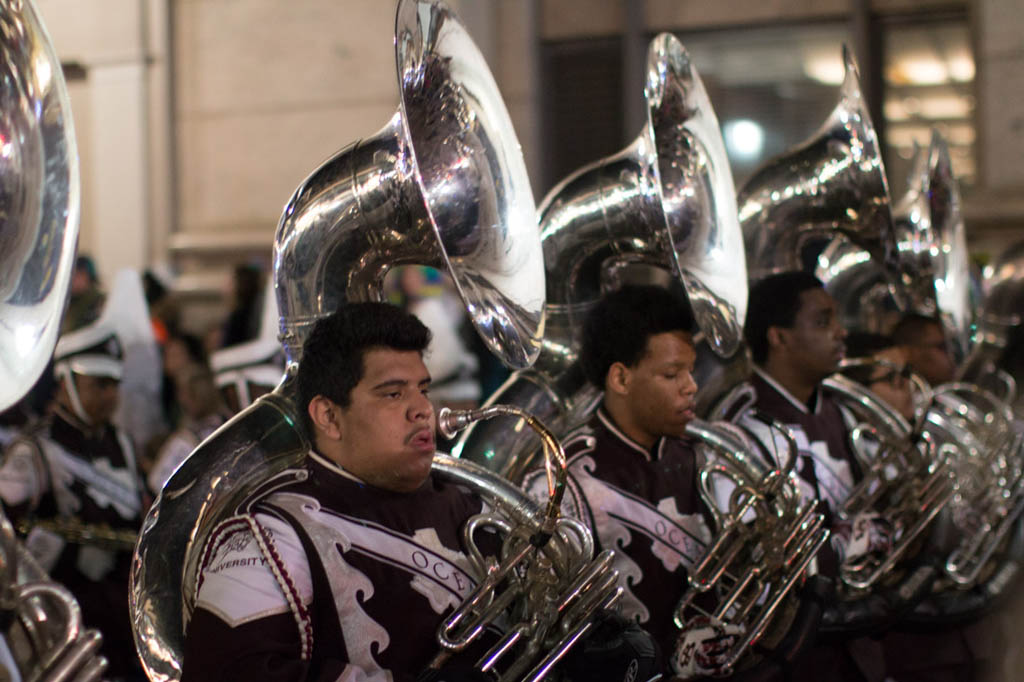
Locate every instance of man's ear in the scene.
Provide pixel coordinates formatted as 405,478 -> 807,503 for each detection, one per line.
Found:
308,396 -> 343,442
606,362 -> 632,397
766,326 -> 788,352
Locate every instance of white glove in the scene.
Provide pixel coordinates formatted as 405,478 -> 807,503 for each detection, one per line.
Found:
671,615 -> 745,679
832,511 -> 895,563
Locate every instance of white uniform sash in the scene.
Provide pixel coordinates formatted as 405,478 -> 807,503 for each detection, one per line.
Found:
41,440 -> 140,519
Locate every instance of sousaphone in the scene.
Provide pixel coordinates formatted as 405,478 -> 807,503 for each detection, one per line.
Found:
740,45 -> 898,287
816,129 -> 970,356
131,1 -> 547,679
0,0 -> 81,411
457,34 -> 831,674
818,131 -> 1022,613
0,1 -> 106,679
454,33 -> 748,480
959,238 -> 1024,399
722,46 -> 952,631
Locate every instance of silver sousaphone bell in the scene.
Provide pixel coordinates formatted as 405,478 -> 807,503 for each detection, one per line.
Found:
0,0 -> 81,411
131,1 -> 547,680
959,239 -> 1024,396
454,34 -> 748,480
739,45 -> 898,288
274,0 -> 544,369
0,1 -> 107,680
816,129 -> 970,355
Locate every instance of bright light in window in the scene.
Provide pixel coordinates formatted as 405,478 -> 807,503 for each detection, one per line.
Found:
885,100 -> 909,122
918,94 -> 971,120
723,119 -> 764,161
901,58 -> 949,85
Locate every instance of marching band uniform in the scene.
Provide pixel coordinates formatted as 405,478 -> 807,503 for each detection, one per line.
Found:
211,324 -> 285,415
185,301 -> 660,682
741,368 -> 862,577
523,407 -> 715,673
0,318 -> 146,679
744,368 -> 978,682
740,368 -> 885,682
211,275 -> 286,414
182,452 -> 488,682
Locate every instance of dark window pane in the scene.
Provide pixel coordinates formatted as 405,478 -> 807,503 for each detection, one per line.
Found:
675,23 -> 852,189
540,37 -> 624,195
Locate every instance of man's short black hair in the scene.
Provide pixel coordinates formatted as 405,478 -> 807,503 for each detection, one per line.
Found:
296,303 -> 431,433
744,271 -> 825,365
890,313 -> 943,346
580,285 -> 695,389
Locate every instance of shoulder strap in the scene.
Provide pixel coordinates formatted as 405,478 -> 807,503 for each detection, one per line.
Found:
250,500 -> 348,672
245,513 -> 314,660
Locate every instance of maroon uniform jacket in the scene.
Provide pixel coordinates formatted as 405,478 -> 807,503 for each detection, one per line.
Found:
181,452 -> 486,682
523,407 -> 713,656
746,369 -> 861,515
746,369 -> 977,682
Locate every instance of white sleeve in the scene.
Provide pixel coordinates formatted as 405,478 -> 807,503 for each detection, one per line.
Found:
189,514 -> 402,679
193,513 -> 313,628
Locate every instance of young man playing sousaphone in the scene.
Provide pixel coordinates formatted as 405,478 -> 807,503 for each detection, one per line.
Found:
181,302 -> 661,682
741,271 -> 979,682
524,285 -> 820,681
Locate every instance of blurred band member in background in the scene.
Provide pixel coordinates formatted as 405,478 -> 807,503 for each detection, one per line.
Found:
842,332 -> 915,422
890,313 -> 956,388
148,363 -> 230,494
0,315 -> 146,680
743,272 -> 977,682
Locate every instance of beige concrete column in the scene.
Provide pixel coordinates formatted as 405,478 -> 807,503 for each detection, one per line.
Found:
87,61 -> 149,277
977,0 -> 1024,192
34,0 -> 167,283
967,0 -> 1024,249
496,1 -> 543,192
145,0 -> 174,269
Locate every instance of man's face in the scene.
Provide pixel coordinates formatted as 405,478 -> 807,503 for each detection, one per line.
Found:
621,331 -> 698,442
332,348 -> 436,492
866,348 -> 914,421
904,322 -> 955,386
779,288 -> 847,381
68,374 -> 120,425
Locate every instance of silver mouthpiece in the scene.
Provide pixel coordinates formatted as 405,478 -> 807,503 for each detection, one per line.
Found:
438,407 -> 480,440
